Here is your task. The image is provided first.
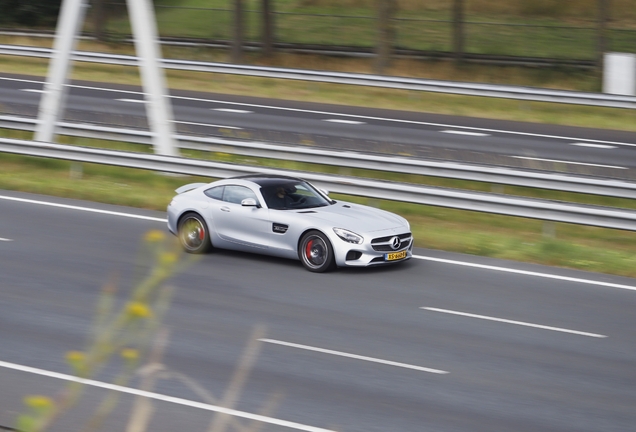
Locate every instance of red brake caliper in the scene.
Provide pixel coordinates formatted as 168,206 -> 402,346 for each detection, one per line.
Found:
305,239 -> 313,259
199,226 -> 205,241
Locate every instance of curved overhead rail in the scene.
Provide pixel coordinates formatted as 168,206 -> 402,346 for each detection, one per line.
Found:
2,115 -> 636,199
2,137 -> 636,231
1,44 -> 636,109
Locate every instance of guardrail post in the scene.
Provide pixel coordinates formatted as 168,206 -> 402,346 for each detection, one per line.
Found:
34,0 -> 88,143
453,0 -> 465,62
603,53 -> 636,96
232,0 -> 245,64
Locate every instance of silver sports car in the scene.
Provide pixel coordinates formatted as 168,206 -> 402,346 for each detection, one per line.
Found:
167,174 -> 413,272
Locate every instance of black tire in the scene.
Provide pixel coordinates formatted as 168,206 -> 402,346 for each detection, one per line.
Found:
298,230 -> 336,273
178,212 -> 212,254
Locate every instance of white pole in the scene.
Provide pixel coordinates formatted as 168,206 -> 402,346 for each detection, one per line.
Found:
127,0 -> 179,156
35,0 -> 88,142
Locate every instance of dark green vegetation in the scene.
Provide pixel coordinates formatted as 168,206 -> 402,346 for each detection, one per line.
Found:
0,0 -> 60,26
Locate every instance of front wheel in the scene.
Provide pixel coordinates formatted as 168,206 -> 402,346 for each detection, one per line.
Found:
299,231 -> 336,273
178,213 -> 212,254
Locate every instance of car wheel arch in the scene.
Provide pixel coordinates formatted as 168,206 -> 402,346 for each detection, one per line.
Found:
297,229 -> 337,272
177,211 -> 213,254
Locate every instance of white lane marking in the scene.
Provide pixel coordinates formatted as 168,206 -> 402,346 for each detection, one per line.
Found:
421,307 -> 606,338
413,255 -> 636,291
511,156 -> 627,170
5,77 -> 635,149
440,130 -> 489,137
3,194 -> 636,292
213,108 -> 253,114
0,195 -> 166,222
0,360 -> 334,432
323,119 -> 365,125
0,237 -> 13,242
174,120 -> 242,130
117,98 -> 146,103
570,142 -> 617,149
20,88 -> 44,93
101,102 -> 242,129
259,338 -> 448,374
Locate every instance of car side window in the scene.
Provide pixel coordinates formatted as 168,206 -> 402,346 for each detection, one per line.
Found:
223,185 -> 258,205
204,186 -> 224,200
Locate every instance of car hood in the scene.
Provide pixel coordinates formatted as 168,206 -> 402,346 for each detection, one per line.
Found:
295,201 -> 408,233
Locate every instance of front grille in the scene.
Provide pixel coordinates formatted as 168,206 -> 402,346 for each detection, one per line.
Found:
371,232 -> 412,252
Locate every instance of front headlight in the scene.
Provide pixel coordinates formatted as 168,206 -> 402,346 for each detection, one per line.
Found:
333,228 -> 363,244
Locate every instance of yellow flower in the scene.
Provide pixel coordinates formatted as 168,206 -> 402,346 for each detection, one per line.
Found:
144,230 -> 165,243
24,395 -> 53,409
126,302 -> 152,319
159,252 -> 178,266
120,348 -> 139,362
65,351 -> 85,363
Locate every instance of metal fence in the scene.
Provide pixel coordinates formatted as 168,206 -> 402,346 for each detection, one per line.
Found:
3,114 -> 636,200
4,44 -> 636,109
3,136 -> 636,231
94,2 -> 636,63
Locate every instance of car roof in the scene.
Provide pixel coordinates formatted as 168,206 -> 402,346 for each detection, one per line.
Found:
232,174 -> 304,187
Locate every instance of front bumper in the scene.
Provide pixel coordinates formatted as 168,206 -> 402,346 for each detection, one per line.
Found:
333,231 -> 414,267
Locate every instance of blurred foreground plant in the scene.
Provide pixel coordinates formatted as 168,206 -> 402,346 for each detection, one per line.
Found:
14,230 -> 282,432
15,230 -> 192,432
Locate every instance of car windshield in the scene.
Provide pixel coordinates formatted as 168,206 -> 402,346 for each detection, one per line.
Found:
261,180 -> 333,210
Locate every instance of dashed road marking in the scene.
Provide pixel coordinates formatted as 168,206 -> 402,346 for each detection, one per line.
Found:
0,237 -> 13,242
440,130 -> 490,137
174,120 -> 242,130
323,119 -> 365,125
116,98 -> 145,103
570,143 -> 617,149
260,338 -> 448,374
511,156 -> 627,170
213,108 -> 253,114
421,307 -> 607,338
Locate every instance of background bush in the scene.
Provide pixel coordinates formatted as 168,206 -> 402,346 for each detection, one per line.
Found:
0,0 -> 61,26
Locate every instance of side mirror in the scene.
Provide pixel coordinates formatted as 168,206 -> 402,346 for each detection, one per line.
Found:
320,188 -> 330,196
241,198 -> 258,207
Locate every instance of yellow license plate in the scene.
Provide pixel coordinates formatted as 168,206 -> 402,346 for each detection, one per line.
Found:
385,250 -> 407,261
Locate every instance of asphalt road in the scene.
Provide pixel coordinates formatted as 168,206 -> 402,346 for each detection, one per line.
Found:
1,190 -> 635,431
2,73 -> 636,180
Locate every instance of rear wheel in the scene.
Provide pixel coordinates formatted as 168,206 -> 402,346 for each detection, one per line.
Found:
178,213 -> 211,254
299,231 -> 335,273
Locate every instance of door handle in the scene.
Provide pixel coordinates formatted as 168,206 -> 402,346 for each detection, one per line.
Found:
220,206 -> 230,212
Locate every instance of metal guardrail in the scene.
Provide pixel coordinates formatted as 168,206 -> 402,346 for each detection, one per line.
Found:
2,115 -> 636,199
2,137 -> 636,231
2,44 -> 636,109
